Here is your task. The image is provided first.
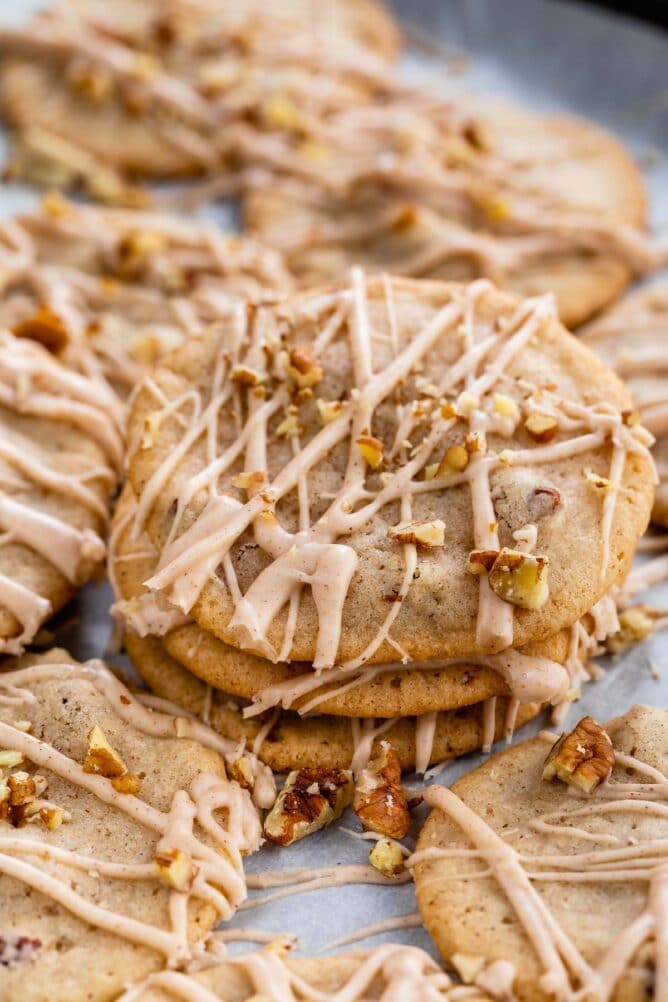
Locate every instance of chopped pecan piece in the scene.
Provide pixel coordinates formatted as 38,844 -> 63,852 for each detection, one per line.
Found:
524,412 -> 558,443
316,399 -> 343,425
356,435 -> 384,470
488,548 -> 549,610
369,837 -> 404,876
438,444 -> 469,475
230,364 -> 266,387
228,756 -> 255,791
154,849 -> 194,891
606,606 -> 655,654
12,307 -> 69,354
83,725 -> 127,779
542,716 -> 615,793
286,347 -> 323,389
264,768 -> 354,846
353,743 -> 410,839
387,520 -> 445,548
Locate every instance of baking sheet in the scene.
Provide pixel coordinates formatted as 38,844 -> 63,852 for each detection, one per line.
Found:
2,0 -> 668,960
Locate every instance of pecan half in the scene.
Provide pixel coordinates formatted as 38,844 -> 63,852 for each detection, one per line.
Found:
264,768 -> 354,846
542,716 -> 615,793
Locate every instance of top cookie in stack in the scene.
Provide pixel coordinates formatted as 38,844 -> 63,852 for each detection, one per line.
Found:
116,272 -> 654,773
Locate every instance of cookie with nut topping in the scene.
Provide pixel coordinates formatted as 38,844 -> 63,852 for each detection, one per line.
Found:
245,97 -> 654,328
0,0 -> 399,198
0,199 -> 291,405
126,275 -> 653,669
0,648 -> 262,1002
581,283 -> 668,527
0,331 -> 122,655
414,705 -> 668,1002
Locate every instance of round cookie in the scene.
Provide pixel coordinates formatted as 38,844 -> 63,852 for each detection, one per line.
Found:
581,283 -> 668,527
127,275 -> 653,667
0,648 -> 262,1002
126,943 -> 492,1001
244,98 -> 651,329
0,332 -> 122,654
413,705 -> 667,1002
111,479 -> 573,718
163,620 -> 570,719
125,632 -> 543,773
0,200 -> 291,403
0,0 -> 399,189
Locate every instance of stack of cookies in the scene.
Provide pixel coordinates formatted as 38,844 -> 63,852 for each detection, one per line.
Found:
112,272 -> 655,775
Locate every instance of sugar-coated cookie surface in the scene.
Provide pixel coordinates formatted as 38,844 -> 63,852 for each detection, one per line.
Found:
0,650 -> 263,1002
413,705 -> 668,1002
582,283 -> 668,527
127,275 -> 654,669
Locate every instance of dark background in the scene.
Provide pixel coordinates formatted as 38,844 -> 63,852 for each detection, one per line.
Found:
579,1 -> 668,28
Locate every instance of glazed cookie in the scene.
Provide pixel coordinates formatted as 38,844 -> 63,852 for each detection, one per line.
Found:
120,943 -> 493,1001
413,705 -> 668,1002
0,0 -> 399,196
0,200 -> 291,403
0,332 -> 122,654
244,98 -> 657,328
127,275 -> 653,668
111,481 -> 580,719
0,649 -> 263,1002
581,284 -> 668,527
124,632 -> 543,774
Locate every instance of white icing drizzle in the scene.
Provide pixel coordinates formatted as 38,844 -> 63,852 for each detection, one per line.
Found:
412,729 -> 668,1000
0,330 -> 120,651
134,273 -> 650,674
0,658 -> 264,966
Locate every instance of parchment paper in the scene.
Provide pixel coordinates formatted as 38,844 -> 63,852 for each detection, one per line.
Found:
1,0 -> 667,959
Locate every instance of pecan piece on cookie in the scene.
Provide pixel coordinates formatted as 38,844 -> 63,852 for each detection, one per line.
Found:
487,548 -> 549,610
264,768 -> 353,846
353,743 -> 411,839
542,716 -> 615,793
12,306 -> 69,354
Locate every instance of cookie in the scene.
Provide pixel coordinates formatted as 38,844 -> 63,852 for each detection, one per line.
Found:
0,199 -> 291,402
121,943 -> 492,1001
111,480 -> 576,719
0,648 -> 262,1002
581,283 -> 668,527
127,275 -> 653,668
413,705 -> 667,1001
244,98 -> 655,328
0,331 -> 122,654
0,0 -> 399,195
125,632 -> 543,774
